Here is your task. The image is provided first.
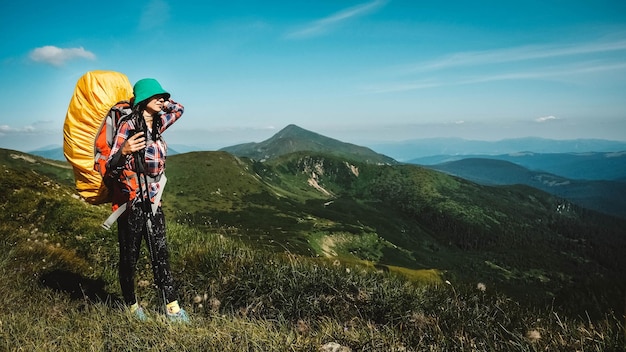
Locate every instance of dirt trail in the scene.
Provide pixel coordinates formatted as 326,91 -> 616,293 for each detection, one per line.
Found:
319,236 -> 337,257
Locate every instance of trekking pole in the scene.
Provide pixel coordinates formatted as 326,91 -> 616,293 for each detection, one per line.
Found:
133,147 -> 168,315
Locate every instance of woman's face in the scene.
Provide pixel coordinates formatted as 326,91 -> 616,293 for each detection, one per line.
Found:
144,95 -> 166,114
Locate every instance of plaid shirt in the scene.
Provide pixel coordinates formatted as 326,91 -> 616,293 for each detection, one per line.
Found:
107,100 -> 183,206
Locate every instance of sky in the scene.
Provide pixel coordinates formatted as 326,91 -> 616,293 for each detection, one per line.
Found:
1,0 -> 625,153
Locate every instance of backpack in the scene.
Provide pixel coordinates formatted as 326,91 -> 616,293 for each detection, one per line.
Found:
63,71 -> 133,205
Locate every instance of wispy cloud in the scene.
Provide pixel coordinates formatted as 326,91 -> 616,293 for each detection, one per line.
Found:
0,124 -> 32,135
454,60 -> 626,84
364,59 -> 626,94
286,0 -> 388,39
535,115 -> 558,123
29,46 -> 96,66
405,39 -> 626,72
0,120 -> 56,136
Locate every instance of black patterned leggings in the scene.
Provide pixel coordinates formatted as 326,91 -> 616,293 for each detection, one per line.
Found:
117,203 -> 178,305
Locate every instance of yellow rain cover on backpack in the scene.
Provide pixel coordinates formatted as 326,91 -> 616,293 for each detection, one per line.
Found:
63,70 -> 133,204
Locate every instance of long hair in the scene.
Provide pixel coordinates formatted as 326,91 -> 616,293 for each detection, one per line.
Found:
133,102 -> 162,142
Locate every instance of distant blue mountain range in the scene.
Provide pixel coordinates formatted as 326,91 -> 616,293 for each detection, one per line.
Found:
369,137 -> 626,161
409,151 -> 626,181
424,157 -> 626,219
28,134 -> 626,163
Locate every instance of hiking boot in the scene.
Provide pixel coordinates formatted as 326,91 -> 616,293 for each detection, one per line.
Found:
133,307 -> 149,322
166,308 -> 190,324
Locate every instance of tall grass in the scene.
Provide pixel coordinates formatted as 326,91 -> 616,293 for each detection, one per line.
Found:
1,219 -> 624,351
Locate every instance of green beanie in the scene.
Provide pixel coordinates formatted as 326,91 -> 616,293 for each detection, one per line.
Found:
133,78 -> 170,107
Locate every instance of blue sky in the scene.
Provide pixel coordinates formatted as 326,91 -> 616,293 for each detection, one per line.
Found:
1,0 -> 625,152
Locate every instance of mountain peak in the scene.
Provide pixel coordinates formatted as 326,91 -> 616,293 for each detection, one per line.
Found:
279,124 -> 303,133
273,124 -> 322,140
220,124 -> 396,164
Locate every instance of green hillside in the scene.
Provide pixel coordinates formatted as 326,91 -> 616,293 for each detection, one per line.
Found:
262,153 -> 626,314
1,147 -> 625,351
163,150 -> 626,318
0,148 -> 74,186
427,158 -> 626,219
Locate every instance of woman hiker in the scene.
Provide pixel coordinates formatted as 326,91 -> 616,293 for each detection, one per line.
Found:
106,78 -> 189,322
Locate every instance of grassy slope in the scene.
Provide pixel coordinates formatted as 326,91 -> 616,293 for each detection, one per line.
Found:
0,148 -> 74,186
1,148 -> 625,350
165,151 -> 626,317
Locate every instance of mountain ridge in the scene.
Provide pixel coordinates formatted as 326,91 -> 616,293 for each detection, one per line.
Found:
410,151 -> 626,181
25,126 -> 626,163
220,124 -> 397,165
426,158 -> 626,219
371,137 -> 626,161
21,124 -> 625,220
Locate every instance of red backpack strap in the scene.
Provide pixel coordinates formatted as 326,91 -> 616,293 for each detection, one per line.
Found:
94,101 -> 132,177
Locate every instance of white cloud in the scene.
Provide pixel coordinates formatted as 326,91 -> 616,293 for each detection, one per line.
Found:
362,60 -> 626,94
0,120 -> 56,136
406,39 -> 626,72
0,124 -> 12,134
286,0 -> 387,39
0,124 -> 34,134
375,38 -> 626,95
29,46 -> 96,66
535,115 -> 558,122
0,125 -> 32,137
0,125 -> 60,152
